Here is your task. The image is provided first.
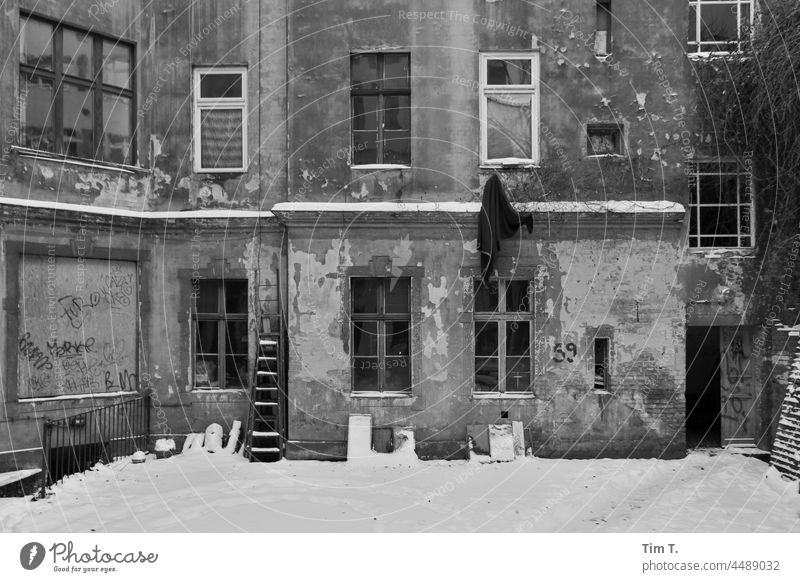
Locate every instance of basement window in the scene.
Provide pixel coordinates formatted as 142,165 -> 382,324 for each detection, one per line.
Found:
594,338 -> 610,390
351,277 -> 411,393
595,1 -> 612,56
688,161 -> 754,249
19,13 -> 135,164
192,279 -> 249,389
586,122 -> 623,156
350,53 -> 411,166
193,66 -> 247,173
689,0 -> 754,55
473,278 -> 534,394
480,52 -> 540,166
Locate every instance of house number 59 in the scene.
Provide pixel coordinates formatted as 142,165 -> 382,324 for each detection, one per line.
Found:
552,342 -> 577,363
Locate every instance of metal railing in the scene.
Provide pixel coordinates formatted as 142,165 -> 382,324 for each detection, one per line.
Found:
39,395 -> 150,498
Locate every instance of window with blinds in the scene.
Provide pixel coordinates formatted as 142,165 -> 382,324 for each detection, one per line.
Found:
192,67 -> 247,173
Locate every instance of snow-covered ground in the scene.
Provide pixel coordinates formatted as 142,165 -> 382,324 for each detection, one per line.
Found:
1,450 -> 798,533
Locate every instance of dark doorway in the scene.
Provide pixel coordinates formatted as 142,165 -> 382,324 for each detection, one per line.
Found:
685,326 -> 721,448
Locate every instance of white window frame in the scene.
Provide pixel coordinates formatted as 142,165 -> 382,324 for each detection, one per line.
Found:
192,66 -> 248,173
688,0 -> 755,57
479,52 -> 540,167
688,160 -> 755,250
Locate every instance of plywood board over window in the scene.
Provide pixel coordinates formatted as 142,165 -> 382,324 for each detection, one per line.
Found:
17,256 -> 138,398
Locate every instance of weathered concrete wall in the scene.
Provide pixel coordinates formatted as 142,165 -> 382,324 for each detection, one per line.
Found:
0,0 -> 287,211
284,213 -> 685,460
288,0 -> 691,204
0,208 -> 282,471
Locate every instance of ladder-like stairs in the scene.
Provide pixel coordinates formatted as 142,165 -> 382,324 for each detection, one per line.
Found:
244,281 -> 285,462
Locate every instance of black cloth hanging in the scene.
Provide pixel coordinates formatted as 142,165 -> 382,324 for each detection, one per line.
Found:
478,174 -> 533,282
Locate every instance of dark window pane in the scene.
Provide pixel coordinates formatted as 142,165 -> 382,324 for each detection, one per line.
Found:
196,320 -> 219,354
194,279 -> 219,313
700,3 -> 737,44
689,205 -> 699,237
20,73 -> 54,151
475,321 -> 498,357
385,278 -> 410,314
506,321 -> 530,356
351,54 -> 379,90
21,18 -> 53,69
383,95 -> 409,130
475,357 -> 499,391
102,93 -> 132,164
689,5 -> 698,44
225,355 -> 247,388
103,41 -> 131,88
62,83 -> 93,158
700,236 -> 739,248
506,281 -> 531,313
383,54 -> 410,89
226,320 -> 248,356
505,357 -> 531,392
352,132 -> 377,164
195,355 -> 219,387
200,108 -> 244,169
200,73 -> 243,99
486,59 -> 531,85
699,206 -> 738,235
224,280 -> 248,313
352,95 -> 378,130
353,358 -> 378,391
698,173 -> 740,204
386,321 -> 409,356
385,357 -> 410,390
353,321 -> 378,356
352,278 -> 378,313
587,127 -> 621,155
487,93 -> 532,159
384,133 -> 410,165
740,207 -> 752,235
474,279 -> 499,312
63,29 -> 93,79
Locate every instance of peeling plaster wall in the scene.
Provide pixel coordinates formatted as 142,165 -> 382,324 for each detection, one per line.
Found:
287,0 -> 691,204
0,0 -> 287,212
285,220 -> 685,460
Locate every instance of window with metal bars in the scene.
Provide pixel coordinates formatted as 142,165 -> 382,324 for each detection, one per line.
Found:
192,279 -> 249,389
351,277 -> 411,393
473,278 -> 534,393
688,0 -> 754,55
350,53 -> 411,166
19,13 -> 135,164
688,161 -> 754,249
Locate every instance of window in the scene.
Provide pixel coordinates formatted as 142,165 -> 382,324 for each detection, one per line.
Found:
193,67 -> 247,172
689,0 -> 753,55
594,338 -> 610,390
480,53 -> 540,166
595,1 -> 612,56
351,277 -> 411,393
473,279 -> 534,393
19,13 -> 135,164
688,161 -> 753,248
350,53 -> 410,166
586,122 -> 623,156
192,279 -> 248,389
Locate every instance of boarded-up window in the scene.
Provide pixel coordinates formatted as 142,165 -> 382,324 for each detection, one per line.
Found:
17,256 -> 138,398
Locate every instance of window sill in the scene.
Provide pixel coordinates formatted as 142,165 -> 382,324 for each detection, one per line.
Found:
191,388 -> 247,394
687,50 -> 745,60
350,164 -> 411,171
586,153 -> 625,159
350,392 -> 413,398
480,160 -> 539,170
688,247 -> 755,258
11,146 -> 143,174
472,393 -> 536,401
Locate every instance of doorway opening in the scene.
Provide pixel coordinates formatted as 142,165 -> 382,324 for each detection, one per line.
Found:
685,326 -> 721,448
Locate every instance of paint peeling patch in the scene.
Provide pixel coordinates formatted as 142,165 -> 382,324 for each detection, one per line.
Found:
632,392 -> 664,434
463,239 -> 478,254
636,92 -> 647,110
422,276 -> 449,359
40,166 -> 54,180
352,182 -> 370,200
392,235 -> 413,270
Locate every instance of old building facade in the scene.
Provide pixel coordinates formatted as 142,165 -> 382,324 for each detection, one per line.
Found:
0,0 -> 794,473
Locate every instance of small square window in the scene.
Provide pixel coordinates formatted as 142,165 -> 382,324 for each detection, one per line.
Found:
689,0 -> 753,55
586,123 -> 623,156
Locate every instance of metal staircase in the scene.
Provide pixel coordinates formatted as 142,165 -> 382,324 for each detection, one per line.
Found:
243,279 -> 285,462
